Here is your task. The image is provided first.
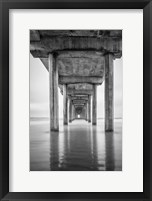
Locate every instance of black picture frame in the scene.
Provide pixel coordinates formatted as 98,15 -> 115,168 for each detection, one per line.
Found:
0,0 -> 152,200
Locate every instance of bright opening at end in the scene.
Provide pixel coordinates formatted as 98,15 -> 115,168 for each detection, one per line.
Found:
78,115 -> 80,118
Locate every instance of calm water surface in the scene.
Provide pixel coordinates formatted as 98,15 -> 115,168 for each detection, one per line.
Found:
30,118 -> 122,171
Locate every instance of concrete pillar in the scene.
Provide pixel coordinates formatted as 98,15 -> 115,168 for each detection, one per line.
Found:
49,53 -> 59,131
88,95 -> 91,122
86,102 -> 88,121
69,99 -> 72,123
92,85 -> 97,125
85,104 -> 87,121
105,54 -> 114,131
72,105 -> 75,121
63,84 -> 68,125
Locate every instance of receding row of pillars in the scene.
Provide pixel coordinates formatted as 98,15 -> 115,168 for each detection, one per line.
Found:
49,53 -> 114,132
64,94 -> 92,123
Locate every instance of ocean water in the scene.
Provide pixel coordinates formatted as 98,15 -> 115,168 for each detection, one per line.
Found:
30,118 -> 122,171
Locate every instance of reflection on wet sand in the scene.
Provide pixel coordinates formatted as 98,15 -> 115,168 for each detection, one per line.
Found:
30,118 -> 122,171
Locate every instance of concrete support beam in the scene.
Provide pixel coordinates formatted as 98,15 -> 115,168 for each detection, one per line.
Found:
69,99 -> 72,123
71,95 -> 88,98
88,95 -> 91,122
74,104 -> 85,106
72,100 -> 87,104
49,54 -> 59,131
59,76 -> 103,85
92,85 -> 97,125
30,36 -> 122,58
67,89 -> 93,95
71,96 -> 88,101
105,54 -> 114,131
57,51 -> 104,59
63,84 -> 68,125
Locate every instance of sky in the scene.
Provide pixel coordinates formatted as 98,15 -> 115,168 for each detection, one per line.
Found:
30,54 -> 122,119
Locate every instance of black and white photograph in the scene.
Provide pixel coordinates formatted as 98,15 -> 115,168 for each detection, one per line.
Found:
30,30 -> 122,171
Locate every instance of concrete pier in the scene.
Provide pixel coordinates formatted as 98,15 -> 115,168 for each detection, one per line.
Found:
71,104 -> 75,121
88,95 -> 91,122
92,85 -> 97,125
69,99 -> 72,123
63,84 -> 68,125
30,30 -> 122,171
105,54 -> 114,131
85,103 -> 88,121
49,54 -> 59,131
31,30 -> 122,131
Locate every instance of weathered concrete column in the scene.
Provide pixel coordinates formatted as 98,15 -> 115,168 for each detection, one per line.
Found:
71,104 -> 73,121
86,102 -> 88,121
63,84 -> 68,125
85,104 -> 88,121
69,99 -> 72,123
49,53 -> 59,131
105,54 -> 114,131
88,95 -> 91,122
72,105 -> 76,121
92,85 -> 97,125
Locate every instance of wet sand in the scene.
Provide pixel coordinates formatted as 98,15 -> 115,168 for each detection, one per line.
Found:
30,118 -> 122,171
